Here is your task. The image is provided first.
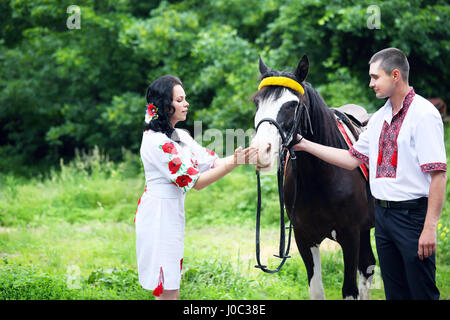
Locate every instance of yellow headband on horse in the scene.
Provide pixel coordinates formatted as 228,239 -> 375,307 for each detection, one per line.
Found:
258,76 -> 305,96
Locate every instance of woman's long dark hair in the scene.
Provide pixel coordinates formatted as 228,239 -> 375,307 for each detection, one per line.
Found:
145,75 -> 182,139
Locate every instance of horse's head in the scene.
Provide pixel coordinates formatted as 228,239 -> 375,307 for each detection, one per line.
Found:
250,55 -> 309,171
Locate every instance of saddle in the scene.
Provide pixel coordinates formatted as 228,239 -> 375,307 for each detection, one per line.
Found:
333,104 -> 371,126
331,104 -> 371,181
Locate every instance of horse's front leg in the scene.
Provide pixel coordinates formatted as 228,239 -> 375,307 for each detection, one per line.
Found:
337,228 -> 360,299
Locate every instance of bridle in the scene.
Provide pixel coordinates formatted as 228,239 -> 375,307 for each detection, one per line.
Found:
253,79 -> 313,273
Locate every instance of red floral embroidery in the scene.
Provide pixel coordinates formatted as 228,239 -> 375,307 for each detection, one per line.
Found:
187,167 -> 199,175
348,147 -> 369,165
205,148 -> 215,156
191,158 -> 199,169
175,175 -> 192,188
162,142 -> 178,155
376,89 -> 415,178
168,157 -> 182,174
420,162 -> 447,172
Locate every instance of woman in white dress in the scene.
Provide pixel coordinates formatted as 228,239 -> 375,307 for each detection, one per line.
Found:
135,75 -> 257,300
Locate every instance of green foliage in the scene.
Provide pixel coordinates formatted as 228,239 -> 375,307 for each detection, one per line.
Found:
0,264 -> 73,300
316,67 -> 376,112
186,166 -> 280,227
0,146 -> 143,226
0,263 -> 151,300
1,0 -> 448,171
181,258 -> 254,299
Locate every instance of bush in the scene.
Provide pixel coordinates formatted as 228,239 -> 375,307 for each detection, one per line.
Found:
181,258 -> 253,300
0,147 -> 144,227
0,264 -> 151,300
0,264 -> 73,300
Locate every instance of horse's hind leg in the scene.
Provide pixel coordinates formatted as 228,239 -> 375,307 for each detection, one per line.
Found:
296,237 -> 325,300
337,229 -> 360,299
358,229 -> 376,300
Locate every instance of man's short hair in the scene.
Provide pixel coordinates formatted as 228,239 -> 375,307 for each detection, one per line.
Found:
369,48 -> 410,82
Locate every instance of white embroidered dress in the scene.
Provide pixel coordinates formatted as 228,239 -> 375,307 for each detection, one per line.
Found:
135,128 -> 217,295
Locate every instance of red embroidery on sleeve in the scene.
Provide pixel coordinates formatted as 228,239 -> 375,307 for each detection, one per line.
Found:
175,175 -> 192,188
186,167 -> 199,175
420,162 -> 447,172
349,147 -> 369,165
161,142 -> 178,155
168,157 -> 182,174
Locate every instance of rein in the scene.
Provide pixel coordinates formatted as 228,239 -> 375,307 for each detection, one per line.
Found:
254,93 -> 311,273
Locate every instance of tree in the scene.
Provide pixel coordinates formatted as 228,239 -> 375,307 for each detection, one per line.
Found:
1,0 -> 448,172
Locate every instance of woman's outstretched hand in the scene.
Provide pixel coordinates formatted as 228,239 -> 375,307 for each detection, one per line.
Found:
224,146 -> 258,170
195,147 -> 259,190
234,146 -> 258,165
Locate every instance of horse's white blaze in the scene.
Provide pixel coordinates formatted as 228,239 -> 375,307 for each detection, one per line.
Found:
251,89 -> 299,171
253,89 -> 298,128
358,265 -> 375,300
308,245 -> 325,300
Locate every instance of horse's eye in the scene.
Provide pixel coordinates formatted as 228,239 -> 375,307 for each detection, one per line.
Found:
287,101 -> 297,109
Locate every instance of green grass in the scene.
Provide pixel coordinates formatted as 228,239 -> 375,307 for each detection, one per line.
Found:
0,125 -> 449,300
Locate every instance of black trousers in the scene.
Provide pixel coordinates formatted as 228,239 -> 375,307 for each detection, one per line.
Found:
375,202 -> 440,300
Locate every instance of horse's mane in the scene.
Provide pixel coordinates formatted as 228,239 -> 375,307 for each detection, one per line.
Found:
302,83 -> 346,149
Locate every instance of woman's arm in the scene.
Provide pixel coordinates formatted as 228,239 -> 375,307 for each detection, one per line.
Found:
212,156 -> 229,168
193,147 -> 257,190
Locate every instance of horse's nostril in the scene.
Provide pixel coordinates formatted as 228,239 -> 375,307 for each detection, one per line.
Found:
266,143 -> 271,153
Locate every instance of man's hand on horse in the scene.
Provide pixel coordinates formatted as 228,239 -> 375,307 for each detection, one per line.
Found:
292,134 -> 305,151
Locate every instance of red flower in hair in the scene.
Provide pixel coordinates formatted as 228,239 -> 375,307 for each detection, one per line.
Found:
145,104 -> 158,123
161,142 -> 178,155
168,157 -> 182,174
147,104 -> 157,117
175,175 -> 192,188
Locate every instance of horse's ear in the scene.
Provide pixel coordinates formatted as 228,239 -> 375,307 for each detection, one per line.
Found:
294,55 -> 309,82
258,54 -> 270,75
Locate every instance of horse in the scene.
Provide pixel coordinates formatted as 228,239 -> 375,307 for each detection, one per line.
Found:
250,55 -> 376,300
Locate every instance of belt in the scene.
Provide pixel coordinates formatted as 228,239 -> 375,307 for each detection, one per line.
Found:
144,182 -> 184,199
376,197 -> 428,210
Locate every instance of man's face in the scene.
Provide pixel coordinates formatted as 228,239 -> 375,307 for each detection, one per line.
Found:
369,60 -> 394,99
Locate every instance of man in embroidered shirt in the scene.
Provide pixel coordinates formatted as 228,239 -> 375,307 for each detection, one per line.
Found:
293,47 -> 446,300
